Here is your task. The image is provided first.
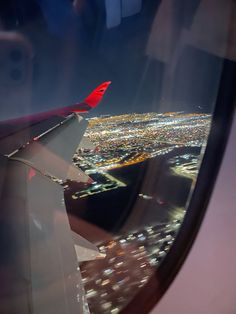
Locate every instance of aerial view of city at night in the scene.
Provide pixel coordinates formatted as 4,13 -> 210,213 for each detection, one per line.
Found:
63,111 -> 211,314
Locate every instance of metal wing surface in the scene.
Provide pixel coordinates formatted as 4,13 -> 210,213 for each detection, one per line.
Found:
0,82 -> 111,313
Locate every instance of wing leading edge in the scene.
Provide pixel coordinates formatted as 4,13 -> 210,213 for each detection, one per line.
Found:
0,81 -> 111,128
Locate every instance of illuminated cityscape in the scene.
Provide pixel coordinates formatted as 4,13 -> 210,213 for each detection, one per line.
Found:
84,112 -> 210,168
70,112 -> 210,198
65,112 -> 212,313
80,219 -> 183,314
169,154 -> 200,180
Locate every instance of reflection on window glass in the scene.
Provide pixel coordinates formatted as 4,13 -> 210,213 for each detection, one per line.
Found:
0,0 -> 235,313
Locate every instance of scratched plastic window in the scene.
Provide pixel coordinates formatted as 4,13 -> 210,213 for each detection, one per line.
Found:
0,1 -> 234,313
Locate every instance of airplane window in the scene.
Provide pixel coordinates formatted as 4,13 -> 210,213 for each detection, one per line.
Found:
0,1 -> 235,314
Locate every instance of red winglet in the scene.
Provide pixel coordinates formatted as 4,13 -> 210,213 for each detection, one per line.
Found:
83,81 -> 111,108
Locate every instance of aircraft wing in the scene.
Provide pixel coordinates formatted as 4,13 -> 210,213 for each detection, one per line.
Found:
0,82 -> 110,313
0,81 -> 111,155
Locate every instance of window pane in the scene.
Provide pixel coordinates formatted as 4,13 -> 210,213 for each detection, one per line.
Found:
0,1 -> 235,313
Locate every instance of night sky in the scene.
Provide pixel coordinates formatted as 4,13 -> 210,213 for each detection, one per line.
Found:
0,0 -> 225,118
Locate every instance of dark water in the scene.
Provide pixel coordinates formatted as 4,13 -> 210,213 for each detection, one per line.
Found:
66,146 -> 201,233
